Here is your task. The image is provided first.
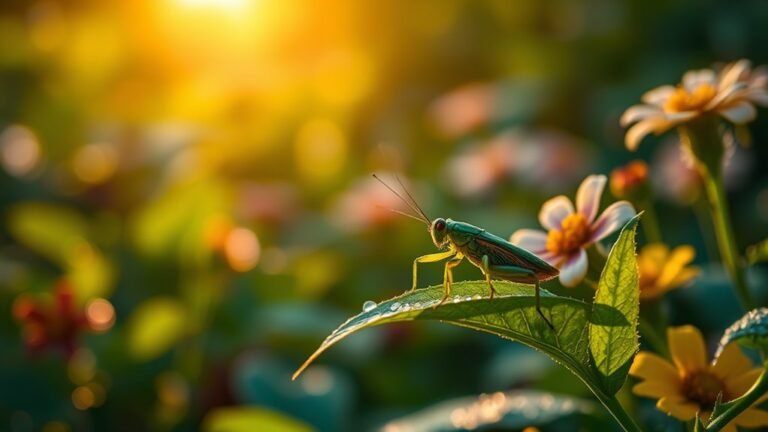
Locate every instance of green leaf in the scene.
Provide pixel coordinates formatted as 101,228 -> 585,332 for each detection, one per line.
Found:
126,297 -> 188,360
380,390 -> 597,431
589,214 -> 641,395
746,239 -> 768,266
7,202 -> 113,299
714,308 -> 768,359
293,281 -> 626,391
202,407 -> 314,432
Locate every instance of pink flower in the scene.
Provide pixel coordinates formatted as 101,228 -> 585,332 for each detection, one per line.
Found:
510,175 -> 636,287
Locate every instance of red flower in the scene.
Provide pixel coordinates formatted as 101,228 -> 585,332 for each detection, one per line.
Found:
13,280 -> 91,357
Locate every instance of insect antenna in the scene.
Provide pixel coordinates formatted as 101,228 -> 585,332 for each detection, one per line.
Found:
375,206 -> 428,224
394,174 -> 430,223
372,174 -> 430,225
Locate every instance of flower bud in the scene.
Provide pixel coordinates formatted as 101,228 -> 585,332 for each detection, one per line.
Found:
610,160 -> 649,199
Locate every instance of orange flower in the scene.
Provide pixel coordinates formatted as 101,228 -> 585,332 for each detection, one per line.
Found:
630,326 -> 768,431
610,160 -> 649,199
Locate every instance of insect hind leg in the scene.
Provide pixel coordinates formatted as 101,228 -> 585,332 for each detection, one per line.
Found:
437,256 -> 463,306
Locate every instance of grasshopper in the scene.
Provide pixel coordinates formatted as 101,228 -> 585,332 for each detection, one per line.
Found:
374,175 -> 559,330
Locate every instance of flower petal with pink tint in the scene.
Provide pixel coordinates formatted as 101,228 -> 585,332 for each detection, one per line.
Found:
642,85 -> 676,106
682,69 -> 716,92
538,195 -> 575,231
509,229 -> 548,254
620,105 -> 664,126
590,201 -> 636,242
719,101 -> 757,124
559,249 -> 588,287
718,59 -> 751,92
625,117 -> 675,151
576,174 -> 606,223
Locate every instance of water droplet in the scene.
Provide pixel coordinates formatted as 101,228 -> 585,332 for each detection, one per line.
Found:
453,295 -> 461,303
473,294 -> 481,300
362,300 -> 377,312
390,302 -> 401,312
464,295 -> 472,302
413,302 -> 422,309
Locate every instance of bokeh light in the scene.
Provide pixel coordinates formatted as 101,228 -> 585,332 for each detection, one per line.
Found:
0,125 -> 41,177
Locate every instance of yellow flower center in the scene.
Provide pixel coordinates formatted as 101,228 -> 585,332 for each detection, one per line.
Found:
545,213 -> 591,256
663,83 -> 717,113
682,371 -> 726,410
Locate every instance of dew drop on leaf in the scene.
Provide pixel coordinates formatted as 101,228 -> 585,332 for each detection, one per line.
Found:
362,300 -> 377,312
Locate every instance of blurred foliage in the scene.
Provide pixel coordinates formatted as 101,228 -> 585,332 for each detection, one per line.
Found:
1,0 -> 768,431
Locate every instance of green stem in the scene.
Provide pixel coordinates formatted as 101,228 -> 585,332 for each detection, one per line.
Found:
639,318 -> 669,357
701,171 -> 753,310
638,196 -> 663,244
678,116 -> 753,311
705,361 -> 768,431
589,385 -> 644,432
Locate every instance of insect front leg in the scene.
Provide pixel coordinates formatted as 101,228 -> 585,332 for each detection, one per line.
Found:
438,256 -> 464,306
411,249 -> 456,291
484,262 -> 555,331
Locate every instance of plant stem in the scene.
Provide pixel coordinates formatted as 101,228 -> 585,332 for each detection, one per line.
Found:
590,386 -> 644,432
639,318 -> 669,357
638,196 -> 663,244
678,116 -> 754,311
706,361 -> 768,430
701,170 -> 754,310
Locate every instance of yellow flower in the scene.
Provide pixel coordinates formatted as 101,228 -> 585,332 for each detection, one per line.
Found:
637,244 -> 700,300
630,326 -> 768,431
620,59 -> 768,151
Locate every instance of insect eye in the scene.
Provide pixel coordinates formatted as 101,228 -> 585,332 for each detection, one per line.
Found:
435,220 -> 446,231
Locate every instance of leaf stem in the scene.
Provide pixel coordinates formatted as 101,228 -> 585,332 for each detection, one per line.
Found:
588,384 -> 644,432
705,360 -> 768,430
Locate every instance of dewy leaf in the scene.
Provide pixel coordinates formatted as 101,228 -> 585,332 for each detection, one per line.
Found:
293,281 -> 626,391
378,390 -> 597,432
714,308 -> 768,359
589,214 -> 641,395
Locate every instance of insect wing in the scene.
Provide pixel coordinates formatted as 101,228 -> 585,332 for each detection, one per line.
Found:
475,231 -> 559,281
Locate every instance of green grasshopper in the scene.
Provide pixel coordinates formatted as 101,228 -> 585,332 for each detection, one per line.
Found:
374,175 -> 559,330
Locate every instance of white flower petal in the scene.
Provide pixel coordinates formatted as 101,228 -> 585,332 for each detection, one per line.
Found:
625,117 -> 674,151
718,59 -> 751,92
641,85 -> 676,106
576,175 -> 606,223
589,201 -> 636,242
746,89 -> 768,106
538,196 -> 575,231
620,105 -> 664,126
682,69 -> 716,92
719,101 -> 757,124
509,229 -> 548,254
706,82 -> 748,109
559,249 -> 588,288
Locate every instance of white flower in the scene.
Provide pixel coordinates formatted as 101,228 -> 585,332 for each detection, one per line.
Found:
620,59 -> 768,151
